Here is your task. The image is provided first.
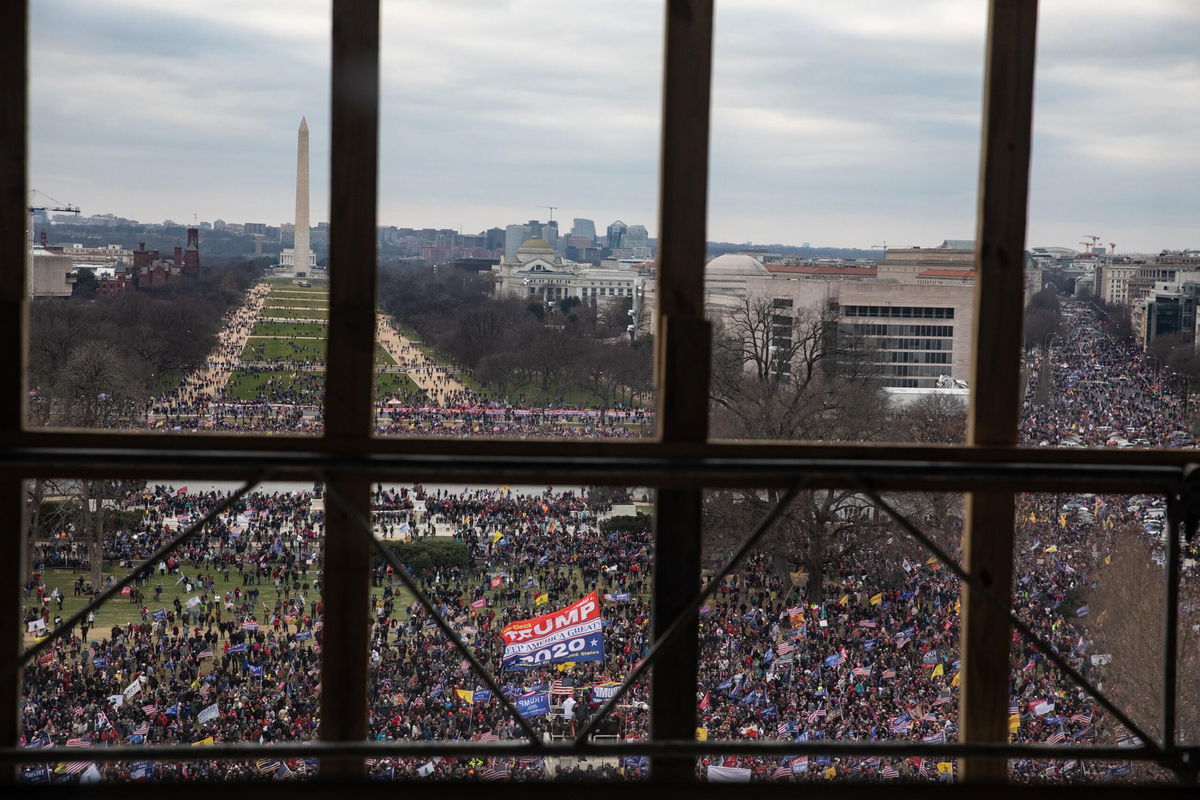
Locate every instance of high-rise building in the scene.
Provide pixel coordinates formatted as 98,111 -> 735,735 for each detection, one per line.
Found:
571,218 -> 596,242
623,224 -> 650,256
606,220 -> 627,249
505,223 -> 532,260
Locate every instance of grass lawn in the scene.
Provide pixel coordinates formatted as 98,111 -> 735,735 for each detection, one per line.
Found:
226,369 -> 325,402
263,277 -> 328,287
25,566 -> 323,644
392,324 -> 443,361
474,379 -> 609,408
374,345 -> 396,366
260,306 -> 328,320
252,321 -> 327,338
376,371 -> 425,400
27,563 -> 462,646
265,295 -> 328,308
241,337 -> 326,363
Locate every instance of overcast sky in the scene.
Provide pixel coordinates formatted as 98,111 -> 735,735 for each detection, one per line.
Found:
29,0 -> 1198,251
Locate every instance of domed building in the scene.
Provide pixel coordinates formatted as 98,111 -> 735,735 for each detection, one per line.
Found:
494,235 -> 654,307
702,253 -> 771,309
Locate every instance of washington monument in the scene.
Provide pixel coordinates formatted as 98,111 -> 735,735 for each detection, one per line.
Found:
293,116 -> 310,270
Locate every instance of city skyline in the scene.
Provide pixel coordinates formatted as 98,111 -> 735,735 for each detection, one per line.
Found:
28,0 -> 1199,251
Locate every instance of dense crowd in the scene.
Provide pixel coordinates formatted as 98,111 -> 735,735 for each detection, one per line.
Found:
19,300 -> 1198,784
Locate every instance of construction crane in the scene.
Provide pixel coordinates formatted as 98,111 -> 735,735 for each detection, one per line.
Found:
1109,242 -> 1117,255
1080,234 -> 1101,252
538,205 -> 558,223
27,189 -> 80,245
28,189 -> 80,216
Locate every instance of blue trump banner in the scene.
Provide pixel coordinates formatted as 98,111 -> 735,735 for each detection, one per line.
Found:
515,690 -> 550,718
500,592 -> 604,671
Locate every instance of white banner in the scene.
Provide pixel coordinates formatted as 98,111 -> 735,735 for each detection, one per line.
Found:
707,765 -> 752,783
197,703 -> 220,724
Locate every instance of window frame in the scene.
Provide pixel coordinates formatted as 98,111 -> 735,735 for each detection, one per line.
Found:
2,0 -> 1195,788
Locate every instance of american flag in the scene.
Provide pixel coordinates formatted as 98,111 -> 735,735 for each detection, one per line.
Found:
479,732 -> 500,743
916,759 -> 930,777
881,764 -> 899,779
776,721 -> 793,737
59,761 -> 92,775
132,722 -> 150,736
198,648 -> 213,659
1070,712 -> 1092,725
65,738 -> 92,748
807,709 -> 826,723
1046,731 -> 1066,745
1009,703 -> 1020,715
777,642 -> 796,656
549,681 -> 574,696
851,666 -> 872,677
933,691 -> 953,706
771,763 -> 792,781
481,767 -> 508,781
142,704 -> 157,715
881,668 -> 896,680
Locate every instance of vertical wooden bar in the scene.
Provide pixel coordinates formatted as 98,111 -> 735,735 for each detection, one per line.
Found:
319,0 -> 378,778
961,0 -> 1039,783
651,0 -> 713,783
0,0 -> 27,782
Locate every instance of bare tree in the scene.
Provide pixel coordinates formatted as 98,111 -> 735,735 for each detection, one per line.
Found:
704,297 -> 895,602
1085,532 -> 1200,754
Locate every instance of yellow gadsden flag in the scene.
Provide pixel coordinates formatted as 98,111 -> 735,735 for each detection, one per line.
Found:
535,592 -> 549,606
192,737 -> 215,747
1008,714 -> 1021,733
937,762 -> 954,775
695,727 -> 708,742
455,688 -> 474,703
931,663 -> 945,678
869,593 -> 883,606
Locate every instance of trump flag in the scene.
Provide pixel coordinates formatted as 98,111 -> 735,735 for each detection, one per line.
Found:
501,592 -> 604,671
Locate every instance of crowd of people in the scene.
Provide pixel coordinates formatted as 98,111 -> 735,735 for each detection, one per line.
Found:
18,299 -> 1198,784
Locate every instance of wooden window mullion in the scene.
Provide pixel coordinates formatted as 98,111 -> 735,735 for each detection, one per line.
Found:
960,0 -> 1040,783
319,0 -> 379,778
651,0 -> 714,782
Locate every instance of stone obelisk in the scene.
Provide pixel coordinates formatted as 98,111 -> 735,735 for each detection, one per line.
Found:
293,116 -> 310,271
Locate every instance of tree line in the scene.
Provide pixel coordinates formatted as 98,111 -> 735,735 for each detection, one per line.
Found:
377,264 -> 652,407
27,258 -> 265,427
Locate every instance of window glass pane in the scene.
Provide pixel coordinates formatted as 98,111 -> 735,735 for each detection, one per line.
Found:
20,477 -> 325,782
1008,491 -> 1185,782
27,1 -> 330,435
705,1 -> 986,443
1024,1 -> 1200,450
362,482 -> 651,780
699,488 -> 964,781
374,2 -> 660,440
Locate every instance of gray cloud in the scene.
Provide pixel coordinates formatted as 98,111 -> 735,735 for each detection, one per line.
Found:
29,0 -> 1197,250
